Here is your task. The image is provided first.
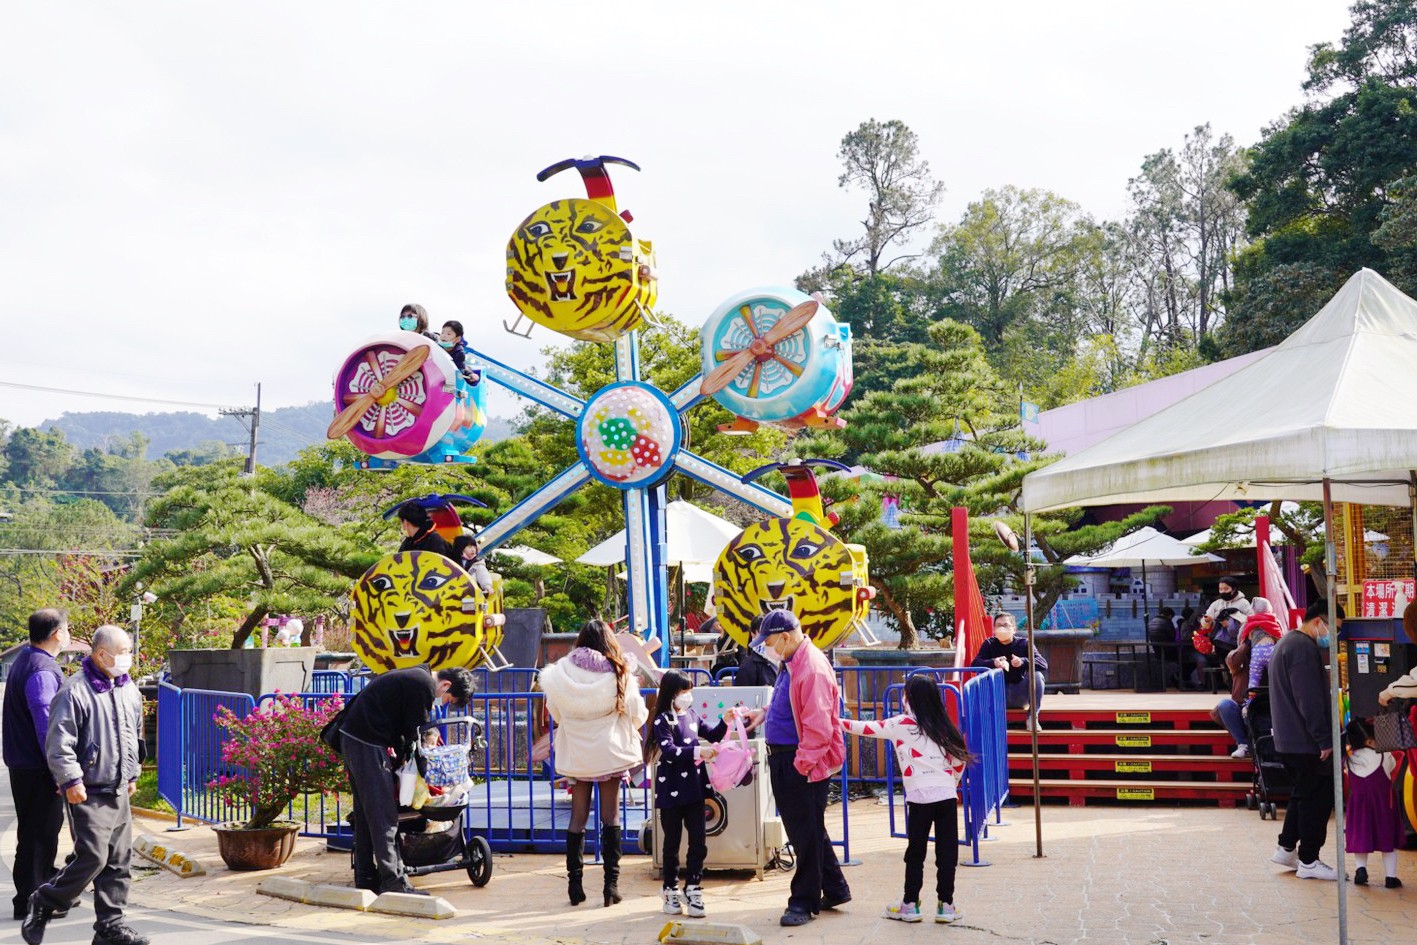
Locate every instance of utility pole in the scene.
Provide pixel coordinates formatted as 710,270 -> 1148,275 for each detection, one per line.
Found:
219,382 -> 262,475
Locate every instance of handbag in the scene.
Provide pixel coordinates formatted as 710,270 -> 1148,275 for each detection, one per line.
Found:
706,715 -> 754,793
319,692 -> 359,752
1372,700 -> 1417,753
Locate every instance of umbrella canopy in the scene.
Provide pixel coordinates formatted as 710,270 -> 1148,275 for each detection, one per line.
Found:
577,500 -> 743,568
489,545 -> 562,566
1022,269 -> 1417,512
1064,526 -> 1221,568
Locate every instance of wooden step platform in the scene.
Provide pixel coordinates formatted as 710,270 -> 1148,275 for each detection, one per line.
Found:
998,692 -> 1249,807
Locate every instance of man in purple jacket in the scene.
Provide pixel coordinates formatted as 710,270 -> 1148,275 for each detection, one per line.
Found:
2,610 -> 69,921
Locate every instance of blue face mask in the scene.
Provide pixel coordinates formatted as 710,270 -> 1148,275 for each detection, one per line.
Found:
399,316 -> 417,331
1316,632 -> 1331,649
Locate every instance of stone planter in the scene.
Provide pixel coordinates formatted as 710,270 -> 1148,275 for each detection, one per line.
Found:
1032,629 -> 1093,694
835,646 -> 956,782
212,821 -> 299,871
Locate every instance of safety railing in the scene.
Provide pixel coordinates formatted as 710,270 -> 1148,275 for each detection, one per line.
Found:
876,667 -> 1007,867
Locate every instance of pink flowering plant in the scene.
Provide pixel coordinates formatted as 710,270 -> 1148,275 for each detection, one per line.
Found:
206,693 -> 349,830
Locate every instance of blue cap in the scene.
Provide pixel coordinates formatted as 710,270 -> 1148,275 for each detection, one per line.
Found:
751,609 -> 801,646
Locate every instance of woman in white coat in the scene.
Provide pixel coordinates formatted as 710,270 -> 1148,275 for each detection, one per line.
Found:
538,619 -> 648,908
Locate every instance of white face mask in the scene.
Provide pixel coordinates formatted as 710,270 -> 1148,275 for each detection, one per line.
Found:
110,653 -> 133,676
755,640 -> 782,668
673,692 -> 694,711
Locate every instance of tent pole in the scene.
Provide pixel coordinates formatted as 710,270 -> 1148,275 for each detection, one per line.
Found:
1023,513 -> 1043,859
1322,479 -> 1348,945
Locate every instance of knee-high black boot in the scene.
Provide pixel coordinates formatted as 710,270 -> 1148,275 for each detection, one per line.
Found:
601,825 -> 623,907
565,831 -> 586,906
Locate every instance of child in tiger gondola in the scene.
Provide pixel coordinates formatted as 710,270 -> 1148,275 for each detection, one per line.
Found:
644,671 -> 726,918
1344,718 -> 1404,888
841,674 -> 972,924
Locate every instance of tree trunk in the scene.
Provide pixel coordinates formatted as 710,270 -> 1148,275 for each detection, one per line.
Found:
230,606 -> 270,650
874,581 -> 917,649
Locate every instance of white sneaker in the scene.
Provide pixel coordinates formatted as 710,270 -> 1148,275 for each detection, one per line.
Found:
1231,745 -> 1251,758
1271,845 -> 1299,869
682,885 -> 706,918
1297,859 -> 1338,881
662,887 -> 683,914
935,902 -> 963,924
883,901 -> 922,923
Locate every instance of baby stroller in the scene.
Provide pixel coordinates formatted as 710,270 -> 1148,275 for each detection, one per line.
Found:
394,715 -> 494,887
1242,689 -> 1292,820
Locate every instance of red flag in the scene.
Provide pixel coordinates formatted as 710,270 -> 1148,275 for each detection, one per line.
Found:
952,507 -> 991,668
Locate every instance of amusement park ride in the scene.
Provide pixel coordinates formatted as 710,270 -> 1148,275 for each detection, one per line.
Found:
330,156 -> 873,671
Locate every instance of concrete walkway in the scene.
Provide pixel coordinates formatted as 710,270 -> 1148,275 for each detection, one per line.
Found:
53,800 -> 1408,945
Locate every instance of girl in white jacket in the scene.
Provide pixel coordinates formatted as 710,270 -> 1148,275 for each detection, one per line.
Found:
538,619 -> 648,908
841,674 -> 972,925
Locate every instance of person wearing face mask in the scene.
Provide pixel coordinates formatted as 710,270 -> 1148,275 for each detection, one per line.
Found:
1204,577 -> 1253,633
1267,598 -> 1345,881
644,671 -> 726,918
3,610 -> 70,922
396,302 -> 438,341
24,626 -> 146,945
970,613 -> 1048,731
338,664 -> 475,895
734,614 -> 780,687
736,609 -> 850,927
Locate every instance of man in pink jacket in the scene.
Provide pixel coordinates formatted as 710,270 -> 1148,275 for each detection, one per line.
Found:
740,609 -> 850,926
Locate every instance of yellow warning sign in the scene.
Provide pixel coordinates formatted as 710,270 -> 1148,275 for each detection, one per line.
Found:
1115,760 -> 1153,774
1115,735 -> 1152,748
1117,788 -> 1155,801
1116,711 -> 1151,724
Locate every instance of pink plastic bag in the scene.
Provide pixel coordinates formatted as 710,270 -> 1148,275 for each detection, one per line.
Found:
707,715 -> 754,793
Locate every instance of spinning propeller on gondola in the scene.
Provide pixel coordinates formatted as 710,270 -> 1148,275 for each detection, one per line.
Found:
326,345 -> 430,440
698,299 -> 819,397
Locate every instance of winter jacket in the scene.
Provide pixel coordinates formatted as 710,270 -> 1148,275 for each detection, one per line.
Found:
539,647 -> 648,779
1205,592 -> 1252,624
398,529 -> 457,560
735,646 -> 779,688
2,645 -> 62,771
1239,610 -> 1283,645
1269,630 -> 1332,754
45,658 -> 143,793
782,640 -> 845,783
341,664 -> 437,764
1380,667 -> 1417,704
970,636 -> 1048,686
841,713 -> 965,804
650,709 -> 727,808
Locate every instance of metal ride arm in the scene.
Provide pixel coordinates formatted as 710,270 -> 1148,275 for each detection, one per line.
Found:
676,452 -> 793,518
472,464 -> 593,553
668,375 -> 705,412
464,349 -> 585,420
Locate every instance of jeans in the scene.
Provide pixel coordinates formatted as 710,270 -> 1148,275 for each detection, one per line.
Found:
1004,672 -> 1046,724
659,802 -> 707,887
8,767 -> 64,915
1278,752 -> 1335,864
903,798 -> 958,906
768,750 -> 850,915
1214,699 -> 1248,747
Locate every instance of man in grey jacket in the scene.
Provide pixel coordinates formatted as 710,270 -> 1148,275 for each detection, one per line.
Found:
22,625 -> 148,945
1267,599 -> 1343,882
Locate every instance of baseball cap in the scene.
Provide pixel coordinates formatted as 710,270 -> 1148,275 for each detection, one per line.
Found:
751,609 -> 800,646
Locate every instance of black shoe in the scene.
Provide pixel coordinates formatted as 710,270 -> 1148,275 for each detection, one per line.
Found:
1387,876 -> 1404,889
354,876 -> 379,892
21,895 -> 53,945
92,922 -> 150,945
13,905 -> 25,921
780,910 -> 814,927
1354,867 -> 1369,886
376,879 -> 428,897
819,892 -> 852,911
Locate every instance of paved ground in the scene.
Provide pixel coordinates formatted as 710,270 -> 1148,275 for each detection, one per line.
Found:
8,796 -> 1411,945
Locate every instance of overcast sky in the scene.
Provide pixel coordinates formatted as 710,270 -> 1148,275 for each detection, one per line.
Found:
0,1 -> 1356,442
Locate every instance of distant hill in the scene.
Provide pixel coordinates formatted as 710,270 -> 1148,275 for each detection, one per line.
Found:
40,402 -> 517,466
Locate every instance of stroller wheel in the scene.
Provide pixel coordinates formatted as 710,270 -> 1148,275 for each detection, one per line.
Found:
1247,793 -> 1258,811
1262,802 -> 1275,820
466,835 -> 493,887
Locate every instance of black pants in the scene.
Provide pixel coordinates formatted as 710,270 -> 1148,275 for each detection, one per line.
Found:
903,799 -> 958,906
9,767 -> 65,915
35,791 -> 132,930
343,736 -> 402,886
768,750 -> 849,915
659,802 -> 707,888
1278,752 -> 1334,864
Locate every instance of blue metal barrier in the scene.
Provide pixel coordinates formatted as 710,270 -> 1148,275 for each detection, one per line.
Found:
173,687 -> 256,826
309,670 -> 349,694
713,666 -> 738,683
156,682 -> 183,819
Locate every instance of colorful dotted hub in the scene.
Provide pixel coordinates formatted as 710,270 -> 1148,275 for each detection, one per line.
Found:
577,383 -> 681,488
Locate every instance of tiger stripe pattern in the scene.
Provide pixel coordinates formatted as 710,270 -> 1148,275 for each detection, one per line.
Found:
350,551 -> 486,673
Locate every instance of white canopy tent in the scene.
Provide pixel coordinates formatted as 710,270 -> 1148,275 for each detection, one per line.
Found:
488,545 -> 563,566
1022,269 -> 1417,513
1064,525 -> 1221,570
576,499 -> 742,569
1021,269 -> 1417,945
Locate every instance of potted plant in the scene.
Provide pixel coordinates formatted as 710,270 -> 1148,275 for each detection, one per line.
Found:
206,693 -> 349,870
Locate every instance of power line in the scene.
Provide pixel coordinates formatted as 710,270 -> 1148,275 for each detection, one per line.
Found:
0,380 -> 242,411
8,487 -> 166,497
0,549 -> 144,557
